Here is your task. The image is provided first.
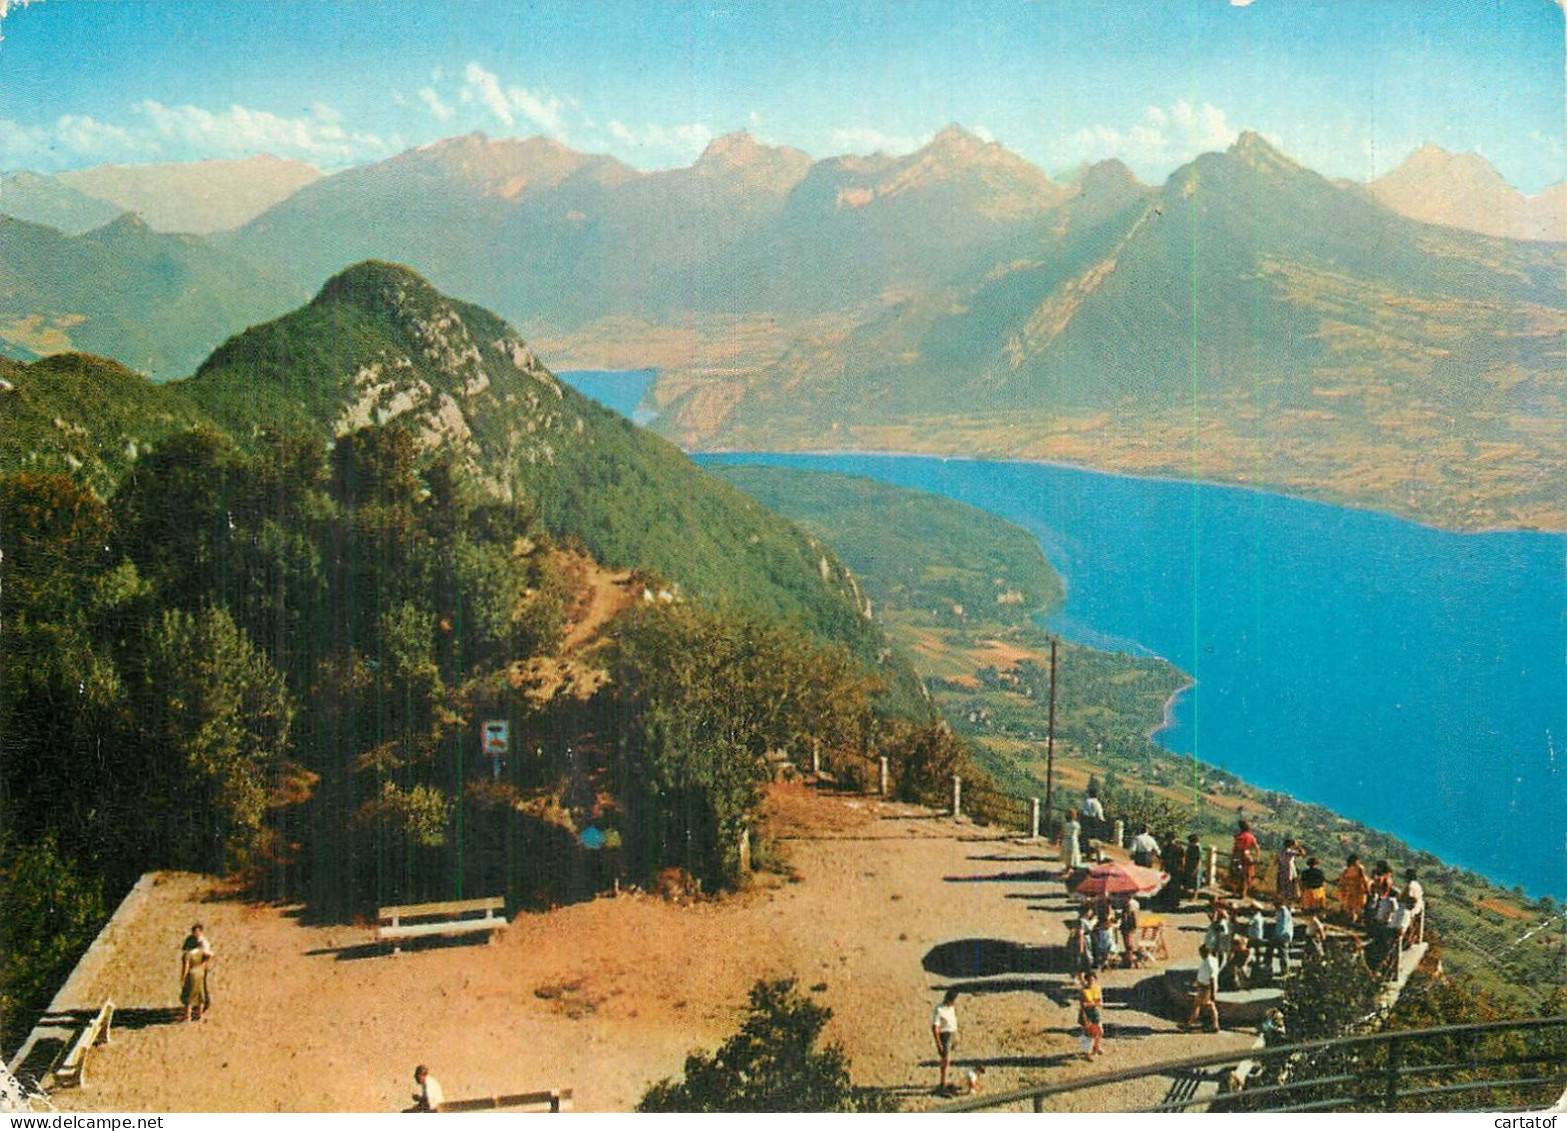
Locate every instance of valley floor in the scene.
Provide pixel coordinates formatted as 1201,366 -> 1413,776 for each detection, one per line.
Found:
51,784 -> 1251,1114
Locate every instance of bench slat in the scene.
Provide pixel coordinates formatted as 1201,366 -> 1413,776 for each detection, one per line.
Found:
377,897 -> 503,922
378,919 -> 506,941
442,1088 -> 571,1113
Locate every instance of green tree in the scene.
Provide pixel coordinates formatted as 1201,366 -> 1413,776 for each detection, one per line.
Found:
0,834 -> 105,1048
609,603 -> 876,887
638,979 -> 884,1112
135,606 -> 297,873
0,473 -> 135,863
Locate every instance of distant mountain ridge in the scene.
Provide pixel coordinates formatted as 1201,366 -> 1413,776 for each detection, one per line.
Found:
6,128 -> 1565,529
0,171 -> 126,234
0,213 -> 306,379
54,154 -> 322,235
1368,144 -> 1565,243
220,125 -> 1076,324
667,131 -> 1567,531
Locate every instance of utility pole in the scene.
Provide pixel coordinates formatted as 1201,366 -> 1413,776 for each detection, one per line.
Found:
1044,637 -> 1058,831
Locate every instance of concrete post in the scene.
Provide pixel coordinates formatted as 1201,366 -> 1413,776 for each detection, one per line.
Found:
878,756 -> 889,797
812,738 -> 821,776
952,775 -> 963,819
1030,797 -> 1041,839
1113,819 -> 1125,848
1208,845 -> 1220,889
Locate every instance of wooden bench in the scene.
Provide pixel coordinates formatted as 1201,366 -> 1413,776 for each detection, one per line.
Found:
377,897 -> 507,955
52,1000 -> 114,1089
442,1087 -> 572,1113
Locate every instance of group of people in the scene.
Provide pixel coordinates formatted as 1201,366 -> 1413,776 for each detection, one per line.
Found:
1067,895 -> 1149,973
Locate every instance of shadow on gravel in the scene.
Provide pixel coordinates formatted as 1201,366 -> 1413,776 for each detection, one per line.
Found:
943,869 -> 1058,884
924,937 -> 1064,978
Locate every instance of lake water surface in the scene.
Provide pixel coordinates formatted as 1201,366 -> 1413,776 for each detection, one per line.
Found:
701,451 -> 1567,898
559,369 -> 658,424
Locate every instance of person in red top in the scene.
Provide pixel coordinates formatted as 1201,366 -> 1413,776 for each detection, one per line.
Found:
1230,820 -> 1260,899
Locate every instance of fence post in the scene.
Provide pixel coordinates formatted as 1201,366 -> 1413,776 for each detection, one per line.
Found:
1031,797 -> 1041,839
812,738 -> 821,776
952,775 -> 963,819
1383,1031 -> 1401,1111
1207,845 -> 1219,888
878,756 -> 889,797
1113,819 -> 1125,848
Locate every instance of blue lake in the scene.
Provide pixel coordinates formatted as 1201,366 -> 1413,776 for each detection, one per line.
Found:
702,451 -> 1567,898
559,369 -> 658,424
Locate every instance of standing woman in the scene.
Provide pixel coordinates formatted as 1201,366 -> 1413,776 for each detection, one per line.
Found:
1274,837 -> 1306,906
1336,854 -> 1370,925
180,939 -> 209,1022
1078,971 -> 1105,1059
1063,808 -> 1083,871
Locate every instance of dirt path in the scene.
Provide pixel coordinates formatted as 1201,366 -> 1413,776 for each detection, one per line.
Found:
557,556 -> 635,655
53,786 -> 1252,1113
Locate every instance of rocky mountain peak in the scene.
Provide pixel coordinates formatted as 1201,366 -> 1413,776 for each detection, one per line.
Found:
693,130 -> 813,192
1228,130 -> 1299,174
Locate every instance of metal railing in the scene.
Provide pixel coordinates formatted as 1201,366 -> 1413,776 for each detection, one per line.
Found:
940,1015 -> 1567,1113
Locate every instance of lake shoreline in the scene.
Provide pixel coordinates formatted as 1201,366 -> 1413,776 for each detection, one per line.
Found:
691,444 -> 1563,538
701,449 -> 1567,900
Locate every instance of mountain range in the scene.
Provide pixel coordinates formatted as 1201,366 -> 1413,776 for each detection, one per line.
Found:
3,127 -> 1563,528
668,132 -> 1567,529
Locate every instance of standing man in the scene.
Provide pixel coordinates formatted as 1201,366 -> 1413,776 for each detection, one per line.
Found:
1129,825 -> 1161,869
412,1065 -> 444,1112
1184,945 -> 1222,1034
931,989 -> 959,1095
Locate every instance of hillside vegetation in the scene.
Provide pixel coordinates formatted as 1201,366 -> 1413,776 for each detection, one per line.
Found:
0,265 -> 944,1046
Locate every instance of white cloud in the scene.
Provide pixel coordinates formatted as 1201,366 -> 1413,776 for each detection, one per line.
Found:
464,62 -> 514,126
0,99 -> 393,171
828,126 -> 921,156
134,99 -> 391,164
419,86 -> 454,122
1231,0 -> 1257,6
604,118 -> 714,161
1057,99 -> 1238,173
461,61 -> 566,138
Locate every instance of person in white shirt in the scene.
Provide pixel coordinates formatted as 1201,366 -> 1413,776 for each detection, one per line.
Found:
412,1066 -> 444,1112
1402,869 -> 1425,941
931,990 -> 959,1094
1184,945 -> 1222,1033
1129,826 -> 1161,869
1264,902 -> 1295,977
1083,793 -> 1105,824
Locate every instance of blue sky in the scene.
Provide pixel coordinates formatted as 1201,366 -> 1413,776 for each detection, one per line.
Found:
0,0 -> 1562,191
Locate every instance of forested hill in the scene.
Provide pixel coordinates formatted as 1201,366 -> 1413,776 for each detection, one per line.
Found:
0,260 -> 906,684
174,260 -> 894,668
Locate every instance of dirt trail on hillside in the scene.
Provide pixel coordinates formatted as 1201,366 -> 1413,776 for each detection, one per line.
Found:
558,557 -> 636,654
52,786 -> 1251,1113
